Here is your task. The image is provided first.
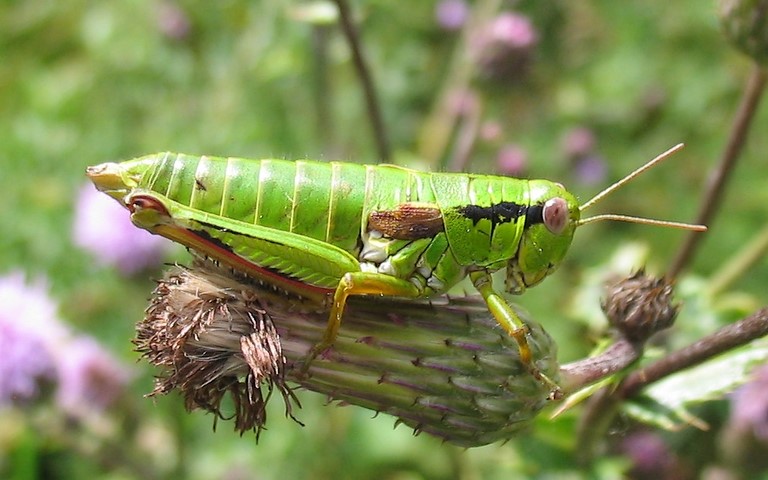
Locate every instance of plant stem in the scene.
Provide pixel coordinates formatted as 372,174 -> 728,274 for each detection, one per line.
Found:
669,66 -> 768,278
576,307 -> 768,462
332,0 -> 390,162
559,338 -> 643,393
619,307 -> 768,397
417,0 -> 501,170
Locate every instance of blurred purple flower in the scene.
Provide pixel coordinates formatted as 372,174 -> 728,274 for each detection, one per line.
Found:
479,120 -> 503,142
562,127 -> 596,159
496,144 -> 528,176
621,431 -> 683,480
0,322 -> 56,406
729,365 -> 768,442
572,155 -> 607,186
56,336 -> 131,414
488,12 -> 537,48
436,0 -> 468,31
0,273 -> 59,406
157,2 -> 192,41
0,272 -> 132,414
73,184 -> 169,275
561,127 -> 607,186
471,12 -> 538,83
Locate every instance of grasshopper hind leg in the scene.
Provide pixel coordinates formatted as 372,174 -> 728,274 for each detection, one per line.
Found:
299,271 -> 422,376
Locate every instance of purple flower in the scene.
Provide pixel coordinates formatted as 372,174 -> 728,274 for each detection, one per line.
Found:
620,431 -> 681,480
471,12 -> 538,83
0,273 -> 60,406
729,365 -> 768,442
0,272 -> 132,414
562,127 -> 596,159
73,184 -> 170,275
487,12 -> 538,48
572,155 -> 607,186
56,336 -> 131,415
157,2 -> 192,41
560,128 -> 607,186
496,144 -> 528,176
436,0 -> 468,31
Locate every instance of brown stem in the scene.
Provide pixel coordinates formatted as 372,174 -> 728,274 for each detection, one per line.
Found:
669,66 -> 768,278
559,338 -> 643,393
576,307 -> 768,463
332,0 -> 391,162
619,307 -> 768,398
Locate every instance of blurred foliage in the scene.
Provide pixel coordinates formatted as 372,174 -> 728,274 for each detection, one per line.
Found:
1,0 -> 767,479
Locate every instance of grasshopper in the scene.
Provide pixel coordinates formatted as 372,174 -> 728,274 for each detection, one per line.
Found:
87,144 -> 704,391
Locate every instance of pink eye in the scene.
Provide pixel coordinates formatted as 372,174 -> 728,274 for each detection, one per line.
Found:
542,197 -> 568,234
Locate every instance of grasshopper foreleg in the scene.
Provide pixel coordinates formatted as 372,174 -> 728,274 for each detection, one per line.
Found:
470,270 -> 561,398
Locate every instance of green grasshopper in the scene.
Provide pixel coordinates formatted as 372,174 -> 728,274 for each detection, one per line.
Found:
87,144 -> 704,390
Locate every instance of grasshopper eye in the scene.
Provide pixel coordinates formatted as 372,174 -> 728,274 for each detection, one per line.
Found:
543,197 -> 568,235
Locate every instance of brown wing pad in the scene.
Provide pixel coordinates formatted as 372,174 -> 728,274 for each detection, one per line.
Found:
367,203 -> 444,240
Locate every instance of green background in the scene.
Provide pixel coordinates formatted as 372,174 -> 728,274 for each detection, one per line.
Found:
1,1 -> 766,478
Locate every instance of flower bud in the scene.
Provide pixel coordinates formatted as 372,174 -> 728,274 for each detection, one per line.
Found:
718,0 -> 768,65
137,258 -> 560,446
601,270 -> 679,342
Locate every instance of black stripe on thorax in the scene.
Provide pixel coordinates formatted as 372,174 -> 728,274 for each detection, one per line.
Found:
456,201 -> 544,228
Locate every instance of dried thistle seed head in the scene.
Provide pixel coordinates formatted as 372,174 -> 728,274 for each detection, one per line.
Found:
601,270 -> 679,342
137,263 -> 301,439
718,0 -> 768,65
138,258 -> 559,447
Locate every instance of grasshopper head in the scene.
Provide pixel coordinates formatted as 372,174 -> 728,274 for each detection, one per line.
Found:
506,180 -> 580,294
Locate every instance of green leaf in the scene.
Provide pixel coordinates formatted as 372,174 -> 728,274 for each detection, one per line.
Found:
624,338 -> 768,430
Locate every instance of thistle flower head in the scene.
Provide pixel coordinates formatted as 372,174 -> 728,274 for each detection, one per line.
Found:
729,364 -> 768,442
73,183 -> 169,275
435,0 -> 468,31
137,258 -> 560,446
56,336 -> 132,415
601,270 -> 679,342
470,12 -> 538,83
138,271 -> 299,438
718,0 -> 768,65
0,272 -> 131,413
0,273 -> 60,406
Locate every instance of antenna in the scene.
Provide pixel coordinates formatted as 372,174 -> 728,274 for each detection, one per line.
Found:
580,143 -> 683,211
577,214 -> 707,231
577,144 -> 706,232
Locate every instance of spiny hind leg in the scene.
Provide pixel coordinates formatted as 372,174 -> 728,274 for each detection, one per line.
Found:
469,270 -> 561,397
299,272 -> 422,375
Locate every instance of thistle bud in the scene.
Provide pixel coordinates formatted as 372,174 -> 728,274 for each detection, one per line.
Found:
601,270 -> 679,343
718,0 -> 768,65
137,258 -> 559,447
